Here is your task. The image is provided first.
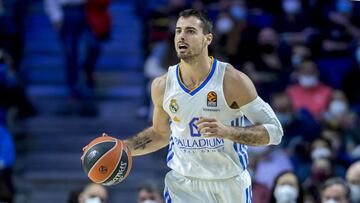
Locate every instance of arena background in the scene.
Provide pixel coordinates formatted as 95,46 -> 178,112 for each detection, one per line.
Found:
1,0 -> 360,202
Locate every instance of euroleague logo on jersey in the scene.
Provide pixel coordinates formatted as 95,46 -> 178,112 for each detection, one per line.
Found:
207,91 -> 217,107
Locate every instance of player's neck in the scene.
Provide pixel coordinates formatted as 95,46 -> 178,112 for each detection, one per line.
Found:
179,55 -> 212,86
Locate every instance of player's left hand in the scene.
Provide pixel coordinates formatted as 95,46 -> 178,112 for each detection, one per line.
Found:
195,117 -> 231,138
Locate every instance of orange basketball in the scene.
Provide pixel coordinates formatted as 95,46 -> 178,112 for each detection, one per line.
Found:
81,133 -> 132,186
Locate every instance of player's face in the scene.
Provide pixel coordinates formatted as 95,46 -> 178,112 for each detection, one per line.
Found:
174,16 -> 212,60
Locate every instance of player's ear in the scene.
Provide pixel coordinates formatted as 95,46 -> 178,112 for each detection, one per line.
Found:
205,33 -> 213,45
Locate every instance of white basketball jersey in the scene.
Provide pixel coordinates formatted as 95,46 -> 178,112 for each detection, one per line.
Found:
163,58 -> 249,179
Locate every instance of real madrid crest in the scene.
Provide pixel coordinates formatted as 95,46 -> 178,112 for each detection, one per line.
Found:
169,99 -> 179,113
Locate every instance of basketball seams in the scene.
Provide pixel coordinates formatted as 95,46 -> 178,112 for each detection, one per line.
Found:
100,140 -> 123,184
88,139 -> 120,183
82,136 -> 132,185
82,140 -> 116,173
123,144 -> 132,179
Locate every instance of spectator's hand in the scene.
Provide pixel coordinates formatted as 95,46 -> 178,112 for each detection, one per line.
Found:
196,117 -> 231,138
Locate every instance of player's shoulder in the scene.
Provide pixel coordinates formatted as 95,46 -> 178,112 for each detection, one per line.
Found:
223,63 -> 257,105
151,73 -> 167,97
224,63 -> 252,86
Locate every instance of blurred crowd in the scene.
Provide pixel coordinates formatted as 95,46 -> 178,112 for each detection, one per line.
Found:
135,0 -> 360,202
1,0 -> 360,202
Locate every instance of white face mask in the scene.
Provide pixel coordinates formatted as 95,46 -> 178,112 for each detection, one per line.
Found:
282,0 -> 301,14
329,100 -> 347,116
298,75 -> 318,88
142,200 -> 159,203
85,197 -> 102,203
311,147 -> 331,160
216,17 -> 234,34
274,185 -> 299,203
323,199 -> 340,203
349,184 -> 360,202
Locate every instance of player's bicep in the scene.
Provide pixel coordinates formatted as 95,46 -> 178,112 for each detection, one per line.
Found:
224,66 -> 258,108
152,104 -> 171,137
150,75 -> 170,138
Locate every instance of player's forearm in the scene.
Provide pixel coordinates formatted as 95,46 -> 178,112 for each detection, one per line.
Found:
226,125 -> 270,146
124,127 -> 169,156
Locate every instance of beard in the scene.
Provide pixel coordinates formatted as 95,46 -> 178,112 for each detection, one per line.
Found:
176,43 -> 206,61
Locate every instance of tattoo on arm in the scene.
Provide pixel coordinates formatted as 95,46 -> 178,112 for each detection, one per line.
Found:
126,128 -> 155,150
133,136 -> 152,150
228,125 -> 269,146
230,101 -> 239,109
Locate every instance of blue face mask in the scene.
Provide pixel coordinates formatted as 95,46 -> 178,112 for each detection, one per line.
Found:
336,0 -> 352,14
230,5 -> 247,21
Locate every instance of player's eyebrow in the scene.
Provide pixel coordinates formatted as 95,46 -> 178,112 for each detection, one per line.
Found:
176,26 -> 198,31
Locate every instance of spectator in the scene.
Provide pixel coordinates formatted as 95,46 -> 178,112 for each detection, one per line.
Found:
243,27 -> 291,101
251,146 -> 293,189
319,0 -> 360,57
320,177 -> 350,203
0,124 -> 15,203
342,43 -> 360,108
286,60 -> 332,120
271,92 -> 320,148
78,183 -> 108,203
304,158 -> 335,202
274,0 -> 314,46
44,0 -> 108,98
346,161 -> 360,203
137,182 -> 164,203
290,44 -> 312,69
0,49 -> 36,120
269,171 -> 304,203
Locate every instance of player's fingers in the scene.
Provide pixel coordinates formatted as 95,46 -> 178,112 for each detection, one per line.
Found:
197,122 -> 217,130
196,117 -> 216,125
200,127 -> 217,135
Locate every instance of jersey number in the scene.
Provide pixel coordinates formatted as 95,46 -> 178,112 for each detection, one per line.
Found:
189,117 -> 201,137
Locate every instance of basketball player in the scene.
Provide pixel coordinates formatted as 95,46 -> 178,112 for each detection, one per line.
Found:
124,9 -> 283,203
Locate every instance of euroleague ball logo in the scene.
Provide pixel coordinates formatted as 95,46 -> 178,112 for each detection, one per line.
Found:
99,165 -> 108,174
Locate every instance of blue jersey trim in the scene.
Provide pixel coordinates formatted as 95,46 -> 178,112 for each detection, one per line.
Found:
165,189 -> 172,203
175,59 -> 217,96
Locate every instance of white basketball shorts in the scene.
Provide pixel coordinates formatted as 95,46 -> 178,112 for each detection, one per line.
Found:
164,170 -> 252,203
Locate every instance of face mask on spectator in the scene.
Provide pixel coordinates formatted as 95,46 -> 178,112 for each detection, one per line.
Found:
216,16 -> 234,34
282,0 -> 301,14
323,199 -> 340,203
85,197 -> 102,203
259,44 -> 275,54
312,168 -> 329,182
311,148 -> 331,160
230,5 -> 247,21
291,55 -> 302,68
142,200 -> 159,203
336,0 -> 352,14
274,185 -> 299,203
329,100 -> 347,116
349,184 -> 360,202
298,75 -> 318,88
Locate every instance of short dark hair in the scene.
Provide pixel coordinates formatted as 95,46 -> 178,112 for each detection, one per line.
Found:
178,9 -> 213,34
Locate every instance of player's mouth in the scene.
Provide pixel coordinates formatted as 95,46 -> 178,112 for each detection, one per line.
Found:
178,43 -> 188,51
